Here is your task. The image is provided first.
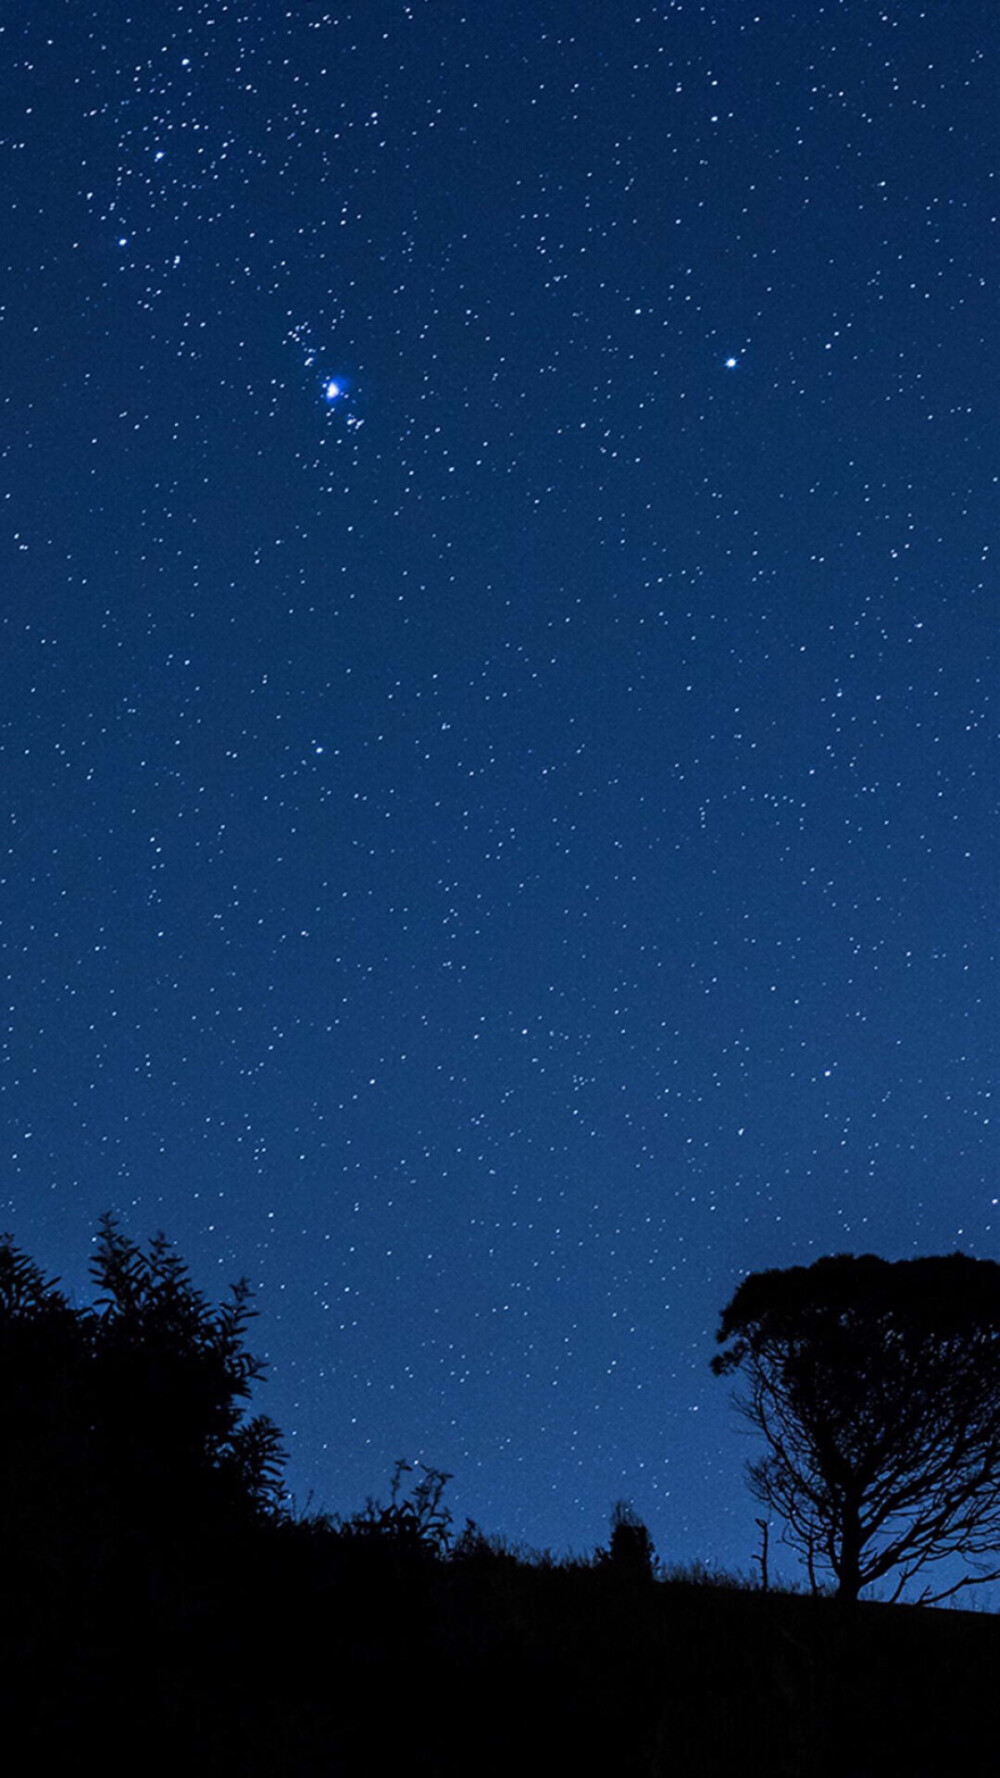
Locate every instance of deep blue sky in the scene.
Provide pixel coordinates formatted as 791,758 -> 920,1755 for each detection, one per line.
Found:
2,0 -> 997,1581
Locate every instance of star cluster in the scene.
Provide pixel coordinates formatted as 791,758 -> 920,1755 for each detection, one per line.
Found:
1,1 -> 996,1570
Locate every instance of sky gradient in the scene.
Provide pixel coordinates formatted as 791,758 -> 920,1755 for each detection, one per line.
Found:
2,0 -> 997,1579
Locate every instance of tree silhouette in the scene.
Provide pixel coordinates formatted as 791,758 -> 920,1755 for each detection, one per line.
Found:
0,1214 -> 285,1598
712,1252 -> 1000,1604
0,1239 -> 87,1602
87,1212 -> 286,1532
605,1500 -> 656,1577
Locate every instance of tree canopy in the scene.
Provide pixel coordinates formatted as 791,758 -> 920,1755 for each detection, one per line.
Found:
712,1251 -> 1000,1603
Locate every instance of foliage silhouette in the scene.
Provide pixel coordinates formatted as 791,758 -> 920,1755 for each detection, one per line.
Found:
712,1251 -> 1000,1604
0,1238 -> 87,1607
87,1212 -> 286,1528
603,1499 -> 657,1577
333,1456 -> 454,1556
0,1212 -> 285,1604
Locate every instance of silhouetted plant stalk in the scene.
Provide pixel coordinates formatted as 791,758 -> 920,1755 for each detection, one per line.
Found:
334,1458 -> 454,1555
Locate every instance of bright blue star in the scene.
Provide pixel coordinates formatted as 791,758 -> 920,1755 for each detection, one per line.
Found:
322,374 -> 354,409
724,356 -> 739,370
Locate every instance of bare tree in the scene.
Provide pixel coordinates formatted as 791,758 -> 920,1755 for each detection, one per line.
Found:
711,1252 -> 1000,1604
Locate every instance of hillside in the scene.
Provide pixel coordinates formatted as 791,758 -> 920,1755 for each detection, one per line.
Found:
7,1524 -> 998,1776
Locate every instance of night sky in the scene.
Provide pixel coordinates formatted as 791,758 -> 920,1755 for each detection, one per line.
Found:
3,0 -> 997,1578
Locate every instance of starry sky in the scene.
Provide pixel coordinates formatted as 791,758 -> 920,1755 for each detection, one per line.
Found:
2,0 -> 997,1577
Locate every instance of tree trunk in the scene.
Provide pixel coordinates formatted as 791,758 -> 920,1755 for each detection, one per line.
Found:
837,1503 -> 863,1605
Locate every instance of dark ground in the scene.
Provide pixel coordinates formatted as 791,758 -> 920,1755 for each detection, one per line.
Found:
7,1524 -> 997,1778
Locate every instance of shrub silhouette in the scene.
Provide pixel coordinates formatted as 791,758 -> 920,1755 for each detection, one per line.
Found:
604,1499 -> 656,1577
334,1457 -> 454,1557
86,1212 -> 286,1533
0,1214 -> 285,1601
0,1239 -> 88,1607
